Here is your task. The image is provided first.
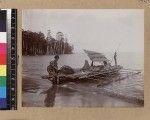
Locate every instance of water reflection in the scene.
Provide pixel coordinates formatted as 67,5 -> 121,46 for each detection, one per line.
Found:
44,85 -> 58,107
43,84 -> 77,107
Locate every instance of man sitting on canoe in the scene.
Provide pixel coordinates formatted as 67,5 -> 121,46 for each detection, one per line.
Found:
47,55 -> 59,84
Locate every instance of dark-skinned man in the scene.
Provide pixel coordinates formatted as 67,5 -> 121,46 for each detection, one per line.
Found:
47,55 -> 59,84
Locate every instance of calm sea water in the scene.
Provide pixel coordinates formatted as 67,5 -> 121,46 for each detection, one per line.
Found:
22,52 -> 144,107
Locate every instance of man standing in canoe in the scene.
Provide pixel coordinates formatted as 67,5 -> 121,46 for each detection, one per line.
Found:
47,55 -> 60,84
114,51 -> 117,66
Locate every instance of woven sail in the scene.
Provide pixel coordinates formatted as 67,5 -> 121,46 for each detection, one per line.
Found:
84,50 -> 108,62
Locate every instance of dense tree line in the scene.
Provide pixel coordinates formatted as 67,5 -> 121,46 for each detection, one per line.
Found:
22,30 -> 74,55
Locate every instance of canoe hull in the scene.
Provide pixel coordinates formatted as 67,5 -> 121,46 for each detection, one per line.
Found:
42,65 -> 122,85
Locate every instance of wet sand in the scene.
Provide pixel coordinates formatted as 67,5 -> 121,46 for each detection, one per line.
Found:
22,77 -> 142,107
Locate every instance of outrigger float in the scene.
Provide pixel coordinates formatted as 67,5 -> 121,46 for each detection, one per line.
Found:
42,50 -> 141,86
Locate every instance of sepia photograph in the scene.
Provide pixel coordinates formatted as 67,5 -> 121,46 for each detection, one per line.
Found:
22,9 -> 144,107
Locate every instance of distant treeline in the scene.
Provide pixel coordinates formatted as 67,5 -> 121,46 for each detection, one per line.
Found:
22,30 -> 74,55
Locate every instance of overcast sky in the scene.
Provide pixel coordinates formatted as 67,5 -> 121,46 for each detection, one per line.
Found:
22,9 -> 144,53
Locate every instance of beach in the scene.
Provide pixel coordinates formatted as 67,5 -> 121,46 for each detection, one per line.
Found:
22,53 -> 144,107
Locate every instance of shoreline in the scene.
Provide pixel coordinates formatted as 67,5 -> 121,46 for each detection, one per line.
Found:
22,76 -> 143,107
